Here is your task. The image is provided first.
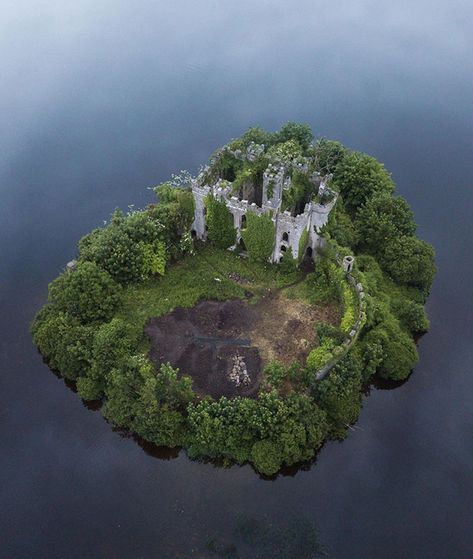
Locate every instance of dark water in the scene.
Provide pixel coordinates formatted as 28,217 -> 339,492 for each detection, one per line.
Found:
1,2 -> 472,557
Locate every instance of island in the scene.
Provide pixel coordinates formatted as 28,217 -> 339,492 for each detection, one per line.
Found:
31,123 -> 436,475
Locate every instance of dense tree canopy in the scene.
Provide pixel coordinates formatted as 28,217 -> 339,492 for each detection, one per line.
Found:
333,152 -> 395,216
381,236 -> 436,293
48,261 -> 121,324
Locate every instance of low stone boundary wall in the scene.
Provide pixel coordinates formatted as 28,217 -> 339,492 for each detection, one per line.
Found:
315,260 -> 366,381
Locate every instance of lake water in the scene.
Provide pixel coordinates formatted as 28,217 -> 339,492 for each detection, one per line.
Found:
1,2 -> 472,557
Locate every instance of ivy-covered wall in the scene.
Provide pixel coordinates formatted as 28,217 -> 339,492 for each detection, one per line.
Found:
205,194 -> 236,248
241,211 -> 275,262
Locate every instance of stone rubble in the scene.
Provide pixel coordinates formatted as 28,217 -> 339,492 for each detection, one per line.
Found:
229,353 -> 251,387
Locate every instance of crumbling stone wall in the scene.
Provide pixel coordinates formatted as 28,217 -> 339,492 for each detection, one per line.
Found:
191,156 -> 337,264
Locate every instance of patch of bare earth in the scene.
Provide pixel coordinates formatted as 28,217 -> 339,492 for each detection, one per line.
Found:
145,292 -> 340,399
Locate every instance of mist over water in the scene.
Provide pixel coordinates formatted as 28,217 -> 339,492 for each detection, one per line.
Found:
1,1 -> 472,557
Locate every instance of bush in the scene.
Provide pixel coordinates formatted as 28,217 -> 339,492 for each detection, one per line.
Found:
264,362 -> 287,388
241,211 -> 275,262
48,261 -> 121,324
315,353 -> 362,438
306,338 -> 336,372
391,296 -> 430,334
205,194 -> 236,248
251,440 -> 283,476
313,138 -> 347,174
340,282 -> 357,333
356,194 -> 416,255
381,236 -> 436,293
31,308 -> 94,380
333,151 -> 395,216
315,322 -> 345,345
275,122 -> 313,152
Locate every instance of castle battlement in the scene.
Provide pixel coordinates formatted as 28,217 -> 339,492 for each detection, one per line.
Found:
191,150 -> 337,263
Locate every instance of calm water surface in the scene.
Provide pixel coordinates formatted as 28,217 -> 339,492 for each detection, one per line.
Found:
1,1 -> 472,557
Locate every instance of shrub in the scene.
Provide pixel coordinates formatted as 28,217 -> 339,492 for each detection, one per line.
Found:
251,440 -> 283,476
391,296 -> 430,334
205,194 -> 236,248
31,308 -> 94,380
275,122 -> 313,152
306,338 -> 336,372
48,261 -> 121,324
314,353 -> 362,438
333,151 -> 395,216
356,194 -> 416,255
264,362 -> 287,388
381,236 -> 436,293
241,211 -> 275,262
340,282 -> 357,333
315,322 -> 345,345
313,138 -> 347,174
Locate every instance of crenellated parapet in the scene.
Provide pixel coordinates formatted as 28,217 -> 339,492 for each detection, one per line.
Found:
190,148 -> 337,263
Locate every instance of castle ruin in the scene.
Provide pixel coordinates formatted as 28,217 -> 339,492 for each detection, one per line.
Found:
191,142 -> 338,263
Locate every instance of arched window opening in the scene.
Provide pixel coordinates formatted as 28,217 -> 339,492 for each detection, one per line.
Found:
282,232 -> 289,242
241,214 -> 247,229
191,230 -> 197,239
280,245 -> 287,252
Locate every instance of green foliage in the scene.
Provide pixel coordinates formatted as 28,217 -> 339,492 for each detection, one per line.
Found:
187,392 -> 328,473
279,247 -> 298,273
141,240 -> 166,276
313,138 -> 347,174
308,257 -> 343,304
79,210 -> 169,284
267,139 -> 303,163
264,362 -> 287,388
207,149 -> 244,183
232,156 -> 269,195
314,353 -> 362,438
306,338 -> 335,372
241,211 -> 275,262
205,194 -> 236,248
315,322 -> 345,345
391,296 -> 430,334
356,194 -> 416,255
380,236 -> 436,293
48,261 -> 121,324
275,122 -> 313,152
79,318 -> 136,399
340,282 -> 357,333
324,199 -> 359,249
32,124 -> 435,474
333,151 -> 395,216
298,228 -> 309,262
281,171 -> 313,214
230,127 -> 276,151
251,440 -> 283,476
31,307 -> 94,380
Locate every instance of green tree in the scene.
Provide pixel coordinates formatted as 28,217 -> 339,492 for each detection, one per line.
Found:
381,236 -> 436,292
276,122 -> 313,152
48,261 -> 121,323
313,138 -> 347,174
356,193 -> 416,254
333,152 -> 395,215
251,440 -> 283,476
314,354 -> 362,439
31,307 -> 94,380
